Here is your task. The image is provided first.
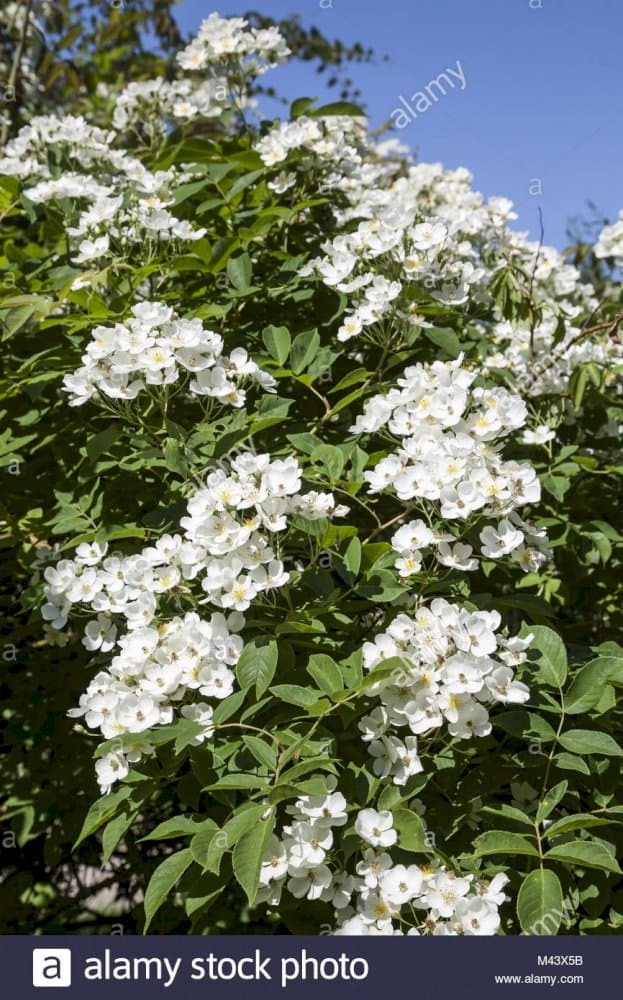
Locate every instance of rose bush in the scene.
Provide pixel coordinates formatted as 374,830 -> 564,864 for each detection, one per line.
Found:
2,6 -> 623,936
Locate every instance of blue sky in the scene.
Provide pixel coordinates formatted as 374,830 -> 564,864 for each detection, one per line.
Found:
173,0 -> 623,249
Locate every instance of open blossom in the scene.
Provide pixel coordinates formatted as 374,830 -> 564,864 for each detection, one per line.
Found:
522,424 -> 556,445
94,752 -> 129,795
355,809 -> 397,848
480,519 -> 525,558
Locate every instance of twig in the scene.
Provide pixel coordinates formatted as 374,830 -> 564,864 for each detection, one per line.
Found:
1,0 -> 33,147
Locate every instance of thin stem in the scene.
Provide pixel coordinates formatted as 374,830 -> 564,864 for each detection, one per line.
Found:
1,0 -> 33,146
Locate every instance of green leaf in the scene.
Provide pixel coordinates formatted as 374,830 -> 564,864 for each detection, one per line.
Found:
232,815 -> 275,904
85,424 -> 122,463
358,570 -> 408,603
564,658 -> 619,714
392,808 -> 432,853
227,253 -> 253,290
600,656 -> 623,687
190,809 -> 268,875
173,718 -> 206,755
212,689 -> 247,724
557,729 -> 623,757
143,848 -> 194,932
344,536 -> 362,575
277,757 -> 337,786
202,774 -> 270,791
329,368 -> 371,394
495,710 -> 557,743
541,474 -> 570,501
270,683 -> 323,707
140,816 -> 207,841
553,752 -> 591,776
545,841 -> 622,874
481,804 -> 534,828
472,831 -> 539,858
226,168 -> 264,203
423,326 -> 462,358
242,735 -> 277,770
307,654 -> 344,696
262,325 -> 291,365
73,787 -> 131,849
545,814 -> 620,838
0,303 -> 37,340
517,869 -> 563,935
309,101 -> 365,117
171,178 -> 210,205
286,432 -> 321,454
210,236 -> 238,271
189,822 -> 219,868
290,329 -> 320,373
525,625 -> 568,687
536,780 -> 568,823
357,656 -> 413,691
236,639 -> 278,698
101,807 -> 139,864
163,438 -> 188,478
290,97 -> 318,118
570,365 -> 588,409
311,444 -> 344,481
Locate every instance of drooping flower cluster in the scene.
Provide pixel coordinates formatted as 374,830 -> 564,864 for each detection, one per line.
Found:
258,789 -> 508,935
62,300 -> 277,406
353,356 -> 547,574
358,599 -> 531,783
42,453 -> 348,791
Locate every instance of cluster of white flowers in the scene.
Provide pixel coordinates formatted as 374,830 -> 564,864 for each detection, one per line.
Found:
75,610 -> 240,794
352,356 -> 547,573
255,114 -> 367,178
112,77 -> 227,133
177,12 -> 290,75
593,210 -> 623,264
358,599 -> 531,783
262,119 -> 620,393
22,10 -> 623,936
484,315 -> 621,396
42,453 -> 348,791
61,300 -> 277,407
258,791 -> 508,935
0,114 -> 206,272
300,210 -> 487,342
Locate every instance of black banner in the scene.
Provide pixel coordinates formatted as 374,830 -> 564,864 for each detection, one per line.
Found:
4,934 -> 615,998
